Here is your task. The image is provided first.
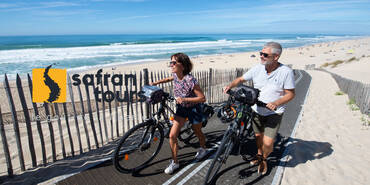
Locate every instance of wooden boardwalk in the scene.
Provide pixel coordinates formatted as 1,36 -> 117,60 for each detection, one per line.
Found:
0,70 -> 318,185
56,71 -> 312,185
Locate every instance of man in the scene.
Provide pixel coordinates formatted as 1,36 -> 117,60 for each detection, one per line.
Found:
224,42 -> 295,175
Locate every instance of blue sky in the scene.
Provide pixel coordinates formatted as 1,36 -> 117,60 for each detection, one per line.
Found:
1,0 -> 370,36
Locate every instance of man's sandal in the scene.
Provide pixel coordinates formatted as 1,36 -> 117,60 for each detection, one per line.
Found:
249,154 -> 263,165
257,157 -> 267,175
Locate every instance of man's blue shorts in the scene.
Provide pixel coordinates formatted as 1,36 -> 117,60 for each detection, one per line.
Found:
175,104 -> 207,125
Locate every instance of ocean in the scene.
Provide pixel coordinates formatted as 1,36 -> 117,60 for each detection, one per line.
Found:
0,34 -> 360,78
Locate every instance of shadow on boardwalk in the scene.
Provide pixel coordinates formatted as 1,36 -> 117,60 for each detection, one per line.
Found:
0,141 -> 119,185
211,134 -> 333,185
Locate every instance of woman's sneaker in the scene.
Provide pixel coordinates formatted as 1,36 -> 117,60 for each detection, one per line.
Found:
164,160 -> 179,174
195,148 -> 207,160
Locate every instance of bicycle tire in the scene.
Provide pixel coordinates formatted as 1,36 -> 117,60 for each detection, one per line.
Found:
112,120 -> 164,173
204,129 -> 235,185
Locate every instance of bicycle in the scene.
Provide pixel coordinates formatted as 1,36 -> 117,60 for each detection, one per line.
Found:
112,86 -> 214,173
204,86 -> 266,185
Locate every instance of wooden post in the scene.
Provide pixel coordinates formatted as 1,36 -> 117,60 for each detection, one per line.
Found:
67,75 -> 83,154
139,71 -> 144,123
53,103 -> 66,158
4,74 -> 25,171
0,106 -> 13,176
16,74 -> 37,167
154,71 -> 159,114
77,84 -> 91,151
119,82 -> 125,134
27,74 -> 47,165
129,73 -> 135,127
93,82 -> 103,146
150,71 -> 154,116
62,103 -> 74,157
43,103 -> 56,162
85,84 -> 99,149
100,80 -> 109,142
112,72 -> 119,138
105,77 -> 114,141
208,68 -> 213,103
134,72 -> 139,125
143,69 -> 149,119
125,74 -> 131,129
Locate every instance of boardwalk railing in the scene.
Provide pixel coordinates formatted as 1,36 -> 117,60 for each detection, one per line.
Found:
316,68 -> 370,115
0,67 -> 249,177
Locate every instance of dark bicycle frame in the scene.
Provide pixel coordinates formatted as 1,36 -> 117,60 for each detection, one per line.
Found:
146,92 -> 195,141
204,90 -> 265,184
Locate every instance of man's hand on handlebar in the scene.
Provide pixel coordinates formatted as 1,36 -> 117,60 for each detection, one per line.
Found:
266,102 -> 278,111
223,86 -> 231,94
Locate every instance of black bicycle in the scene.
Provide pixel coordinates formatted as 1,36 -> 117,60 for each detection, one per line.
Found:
112,86 -> 214,173
204,86 -> 266,185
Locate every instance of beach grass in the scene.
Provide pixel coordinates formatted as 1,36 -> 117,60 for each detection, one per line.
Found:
331,60 -> 344,68
346,57 -> 357,63
361,115 -> 370,126
335,91 -> 344,95
347,98 -> 360,111
321,56 -> 361,68
321,62 -> 330,68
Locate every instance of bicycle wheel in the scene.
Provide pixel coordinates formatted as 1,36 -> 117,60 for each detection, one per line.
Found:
113,120 -> 164,173
204,129 -> 235,185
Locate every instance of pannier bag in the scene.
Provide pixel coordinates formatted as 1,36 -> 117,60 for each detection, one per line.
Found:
138,85 -> 164,104
201,103 -> 214,119
233,85 -> 260,105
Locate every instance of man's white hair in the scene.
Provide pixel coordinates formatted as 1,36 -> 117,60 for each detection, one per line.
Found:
264,42 -> 282,55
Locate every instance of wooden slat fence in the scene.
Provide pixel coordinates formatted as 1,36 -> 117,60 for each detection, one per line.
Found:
316,68 -> 370,115
0,68 -> 249,177
302,65 -> 369,114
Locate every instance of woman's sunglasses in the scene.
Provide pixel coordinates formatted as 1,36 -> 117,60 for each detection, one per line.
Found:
169,61 -> 177,66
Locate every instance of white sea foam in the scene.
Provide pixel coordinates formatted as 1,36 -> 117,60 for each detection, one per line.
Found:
0,39 -> 245,64
0,35 -> 358,76
67,58 -> 162,73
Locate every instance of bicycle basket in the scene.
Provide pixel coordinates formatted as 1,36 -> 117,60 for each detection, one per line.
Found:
138,85 -> 164,104
233,85 -> 259,105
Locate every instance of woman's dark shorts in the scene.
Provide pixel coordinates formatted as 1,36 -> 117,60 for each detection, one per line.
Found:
175,104 -> 207,125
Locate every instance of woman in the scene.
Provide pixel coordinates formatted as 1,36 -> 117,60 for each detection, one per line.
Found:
150,53 -> 207,175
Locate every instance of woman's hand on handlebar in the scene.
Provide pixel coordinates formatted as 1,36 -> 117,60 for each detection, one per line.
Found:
175,97 -> 184,104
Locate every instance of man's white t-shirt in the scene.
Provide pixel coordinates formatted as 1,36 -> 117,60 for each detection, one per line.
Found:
242,63 -> 295,116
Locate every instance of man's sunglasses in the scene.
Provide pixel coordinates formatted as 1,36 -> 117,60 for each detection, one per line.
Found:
260,52 -> 272,58
169,61 -> 177,66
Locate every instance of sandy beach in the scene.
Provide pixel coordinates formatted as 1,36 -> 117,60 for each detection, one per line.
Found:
278,38 -> 370,184
1,37 -> 370,184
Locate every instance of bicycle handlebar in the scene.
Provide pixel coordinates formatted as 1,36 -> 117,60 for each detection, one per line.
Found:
226,89 -> 267,108
163,92 -> 175,102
